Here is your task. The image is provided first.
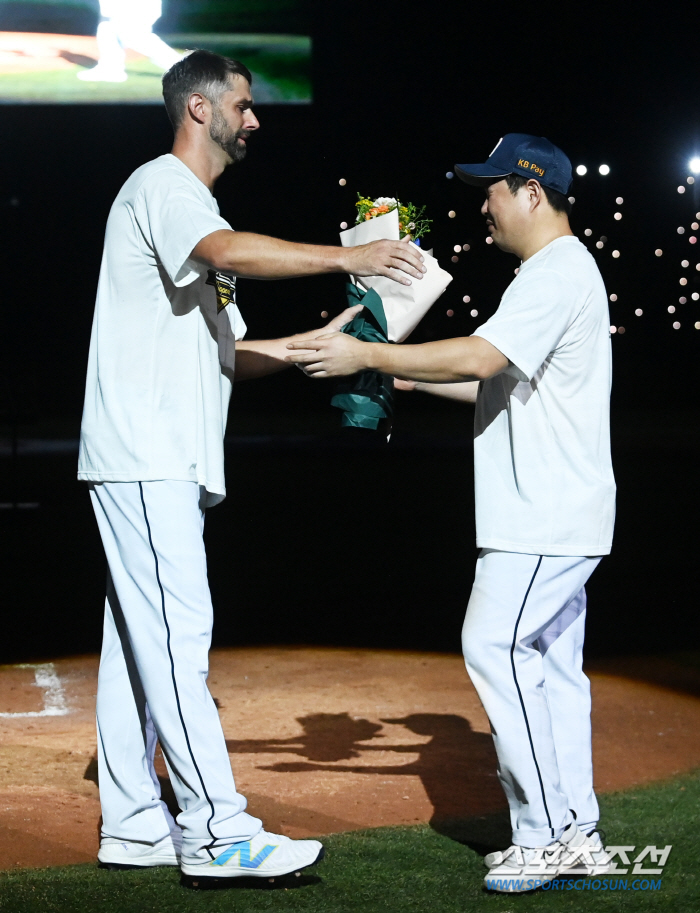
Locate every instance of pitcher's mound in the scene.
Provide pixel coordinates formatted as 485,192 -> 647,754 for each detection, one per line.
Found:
1,647 -> 700,869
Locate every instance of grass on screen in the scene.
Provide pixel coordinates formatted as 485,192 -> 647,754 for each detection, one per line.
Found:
0,36 -> 311,104
1,769 -> 698,913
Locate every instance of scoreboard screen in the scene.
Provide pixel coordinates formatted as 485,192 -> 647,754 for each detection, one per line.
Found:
0,1 -> 311,103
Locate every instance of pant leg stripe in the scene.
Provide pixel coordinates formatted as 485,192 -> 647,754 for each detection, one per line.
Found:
139,482 -> 218,858
509,555 -> 555,840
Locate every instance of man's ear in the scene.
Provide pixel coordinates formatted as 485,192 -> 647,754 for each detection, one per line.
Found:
526,179 -> 543,211
186,92 -> 210,125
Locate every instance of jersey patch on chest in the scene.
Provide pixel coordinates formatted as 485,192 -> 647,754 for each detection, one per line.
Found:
206,269 -> 237,313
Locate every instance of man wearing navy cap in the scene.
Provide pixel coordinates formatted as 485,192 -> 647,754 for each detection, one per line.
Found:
289,134 -> 617,893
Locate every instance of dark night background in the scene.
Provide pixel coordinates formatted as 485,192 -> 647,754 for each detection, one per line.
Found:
1,1 -> 699,663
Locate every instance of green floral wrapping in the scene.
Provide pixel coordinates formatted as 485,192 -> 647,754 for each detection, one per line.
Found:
330,282 -> 395,430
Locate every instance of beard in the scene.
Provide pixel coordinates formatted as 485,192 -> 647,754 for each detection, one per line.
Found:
209,106 -> 249,163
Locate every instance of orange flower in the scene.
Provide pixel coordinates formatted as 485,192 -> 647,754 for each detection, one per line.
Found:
376,205 -> 389,213
365,213 -> 372,220
369,208 -> 379,217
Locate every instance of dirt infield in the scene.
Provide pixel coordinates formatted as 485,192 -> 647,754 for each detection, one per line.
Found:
1,647 -> 700,870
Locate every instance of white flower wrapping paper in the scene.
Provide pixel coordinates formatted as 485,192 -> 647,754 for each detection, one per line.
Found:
339,208 -> 453,342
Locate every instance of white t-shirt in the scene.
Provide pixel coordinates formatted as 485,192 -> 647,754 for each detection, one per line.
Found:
78,154 -> 247,506
472,235 -> 615,556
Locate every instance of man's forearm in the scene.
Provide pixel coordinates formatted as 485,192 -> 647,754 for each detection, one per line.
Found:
236,327 -> 330,380
194,230 -> 345,279
414,380 -> 480,402
364,336 -> 507,383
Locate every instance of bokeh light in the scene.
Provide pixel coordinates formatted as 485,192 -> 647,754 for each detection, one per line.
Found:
612,250 -> 620,258
596,241 -> 604,249
691,237 -> 698,245
321,310 -> 329,318
682,259 -> 690,267
584,229 -> 592,236
609,294 -> 618,301
614,212 -> 622,220
599,164 -> 610,175
453,245 -> 461,252
688,176 -> 696,185
576,165 -> 587,176
668,306 -> 676,313
446,309 -> 454,317
692,223 -> 699,230
451,256 -> 459,263
678,186 -> 686,194
568,197 -> 575,204
338,178 -> 346,186
446,172 -> 454,179
448,210 -> 456,218
470,309 -> 478,317
485,237 -> 493,244
693,293 -> 700,301
610,325 -> 617,333
689,157 -> 700,174
340,221 -> 348,229
462,243 -> 471,251
618,327 -> 626,334
673,321 -> 681,329
616,196 -> 624,205
680,297 -> 687,304
680,278 -> 688,285
655,249 -> 663,256
678,227 -> 686,234
462,295 -> 471,303
635,309 -> 643,316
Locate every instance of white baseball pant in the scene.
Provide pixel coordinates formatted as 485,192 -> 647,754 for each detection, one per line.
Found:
90,480 -> 261,863
462,549 -> 601,848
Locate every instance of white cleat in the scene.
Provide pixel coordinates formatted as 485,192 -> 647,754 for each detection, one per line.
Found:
77,66 -> 128,83
558,826 -> 615,876
181,830 -> 324,889
98,827 -> 182,869
484,822 -> 598,893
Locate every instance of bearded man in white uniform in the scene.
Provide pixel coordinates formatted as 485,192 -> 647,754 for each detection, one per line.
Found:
287,134 -> 616,894
78,50 -> 426,888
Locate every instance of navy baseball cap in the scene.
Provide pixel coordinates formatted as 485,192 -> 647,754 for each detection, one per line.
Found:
455,134 -> 573,195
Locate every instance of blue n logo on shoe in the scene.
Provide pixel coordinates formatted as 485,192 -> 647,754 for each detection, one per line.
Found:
212,840 -> 277,869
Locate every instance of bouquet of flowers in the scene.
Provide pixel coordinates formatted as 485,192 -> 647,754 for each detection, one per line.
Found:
331,195 -> 453,432
354,195 -> 432,242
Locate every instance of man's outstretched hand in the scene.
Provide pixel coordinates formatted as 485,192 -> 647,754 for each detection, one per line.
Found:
342,237 -> 426,286
286,332 -> 370,378
320,304 -> 364,334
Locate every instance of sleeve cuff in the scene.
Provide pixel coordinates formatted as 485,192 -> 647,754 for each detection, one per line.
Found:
472,329 -> 531,382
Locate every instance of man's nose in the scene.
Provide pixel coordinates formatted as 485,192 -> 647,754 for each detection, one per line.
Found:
480,199 -> 489,216
246,111 -> 260,131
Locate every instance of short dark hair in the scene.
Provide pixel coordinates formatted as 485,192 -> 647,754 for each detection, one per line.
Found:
504,172 -> 572,216
162,50 -> 253,130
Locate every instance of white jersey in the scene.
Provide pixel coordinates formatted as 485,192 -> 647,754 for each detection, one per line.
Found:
472,235 -> 615,556
78,154 -> 247,506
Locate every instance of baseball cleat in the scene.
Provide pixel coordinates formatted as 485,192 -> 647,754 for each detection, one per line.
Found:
484,821 -> 590,892
557,826 -> 615,876
77,66 -> 128,83
98,827 -> 182,869
180,830 -> 324,889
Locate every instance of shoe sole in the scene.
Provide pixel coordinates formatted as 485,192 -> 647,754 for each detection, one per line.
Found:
181,846 -> 325,890
99,858 -> 180,870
